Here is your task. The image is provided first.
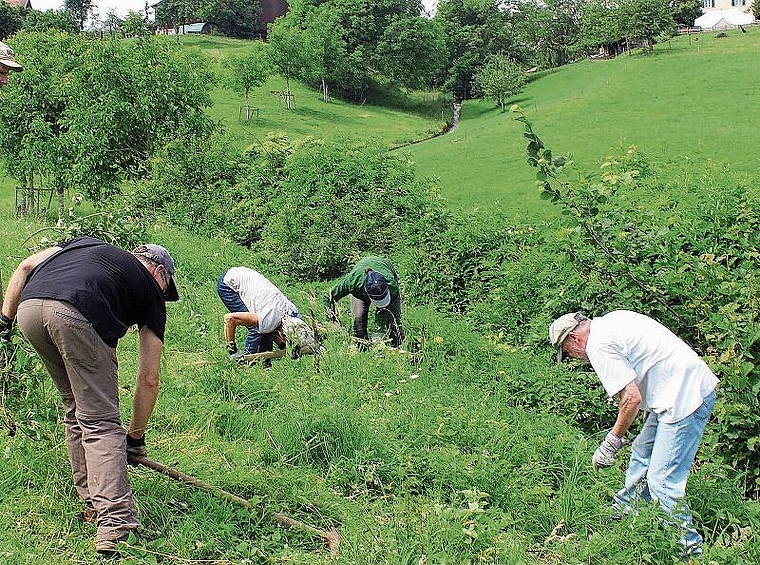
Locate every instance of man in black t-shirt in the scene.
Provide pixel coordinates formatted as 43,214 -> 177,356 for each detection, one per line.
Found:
0,237 -> 178,556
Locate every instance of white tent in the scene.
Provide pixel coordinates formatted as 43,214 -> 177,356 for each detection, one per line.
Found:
695,9 -> 755,31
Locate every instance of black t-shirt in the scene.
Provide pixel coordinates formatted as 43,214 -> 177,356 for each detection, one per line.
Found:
20,237 -> 167,347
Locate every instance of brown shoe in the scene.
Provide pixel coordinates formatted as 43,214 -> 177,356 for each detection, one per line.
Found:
95,531 -> 142,557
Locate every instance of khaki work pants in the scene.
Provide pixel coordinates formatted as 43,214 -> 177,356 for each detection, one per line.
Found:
17,299 -> 139,543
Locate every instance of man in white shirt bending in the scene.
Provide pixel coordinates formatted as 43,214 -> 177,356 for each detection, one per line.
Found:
549,310 -> 718,558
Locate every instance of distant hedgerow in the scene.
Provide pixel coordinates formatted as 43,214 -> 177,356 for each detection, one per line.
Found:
135,132 -> 449,282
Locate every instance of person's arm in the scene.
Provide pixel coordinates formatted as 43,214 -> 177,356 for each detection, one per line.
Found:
224,311 -> 259,343
611,380 -> 642,438
1,246 -> 62,319
128,326 -> 163,440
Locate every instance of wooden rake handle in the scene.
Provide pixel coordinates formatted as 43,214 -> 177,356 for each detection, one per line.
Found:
130,455 -> 340,558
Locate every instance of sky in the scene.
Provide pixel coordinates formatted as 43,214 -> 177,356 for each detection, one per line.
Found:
32,1 -> 153,21
33,1 -> 440,20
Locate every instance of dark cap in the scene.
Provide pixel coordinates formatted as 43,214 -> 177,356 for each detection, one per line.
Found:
364,271 -> 391,308
132,244 -> 179,301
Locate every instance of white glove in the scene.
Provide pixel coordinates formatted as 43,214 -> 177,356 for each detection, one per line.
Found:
592,431 -> 626,470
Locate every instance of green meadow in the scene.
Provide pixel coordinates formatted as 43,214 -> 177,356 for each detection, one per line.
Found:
2,28 -> 760,565
406,29 -> 760,216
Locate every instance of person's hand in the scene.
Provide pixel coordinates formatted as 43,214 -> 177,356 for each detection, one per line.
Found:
592,431 -> 626,470
126,433 -> 147,465
0,313 -> 13,342
227,341 -> 243,361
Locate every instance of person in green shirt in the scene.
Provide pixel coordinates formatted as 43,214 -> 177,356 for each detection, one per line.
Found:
323,256 -> 404,348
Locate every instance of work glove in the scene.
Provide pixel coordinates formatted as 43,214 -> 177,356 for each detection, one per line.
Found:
0,313 -> 13,342
227,341 -> 243,361
126,433 -> 147,465
592,431 -> 626,470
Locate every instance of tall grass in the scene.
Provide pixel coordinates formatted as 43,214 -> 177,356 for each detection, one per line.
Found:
2,29 -> 760,565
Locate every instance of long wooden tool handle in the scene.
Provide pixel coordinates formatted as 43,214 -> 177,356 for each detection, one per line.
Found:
131,455 -> 340,557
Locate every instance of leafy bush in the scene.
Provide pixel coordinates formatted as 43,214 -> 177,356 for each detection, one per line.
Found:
135,133 -> 449,281
254,137 -> 449,280
514,107 -> 760,494
133,130 -> 251,240
403,212 -> 575,345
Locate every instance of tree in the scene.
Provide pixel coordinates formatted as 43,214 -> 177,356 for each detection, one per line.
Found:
273,0 -> 427,101
154,0 -> 200,29
515,0 -> 584,68
0,32 -> 216,219
375,16 -> 447,90
670,0 -> 702,27
267,19 -> 308,108
100,9 -> 123,35
472,54 -> 526,112
201,0 -> 260,38
0,2 -> 25,39
228,42 -> 273,118
64,0 -> 94,30
0,32 -> 90,218
578,0 -> 625,56
619,0 -> 674,51
22,9 -> 79,34
436,0 -> 527,100
122,11 -> 150,37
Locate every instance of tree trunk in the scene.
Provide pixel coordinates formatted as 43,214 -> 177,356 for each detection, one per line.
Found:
29,173 -> 36,216
321,78 -> 328,102
284,76 -> 292,109
57,185 -> 65,225
19,174 -> 27,218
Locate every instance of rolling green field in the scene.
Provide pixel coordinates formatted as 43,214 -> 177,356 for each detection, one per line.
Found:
2,28 -> 760,565
398,28 -> 760,216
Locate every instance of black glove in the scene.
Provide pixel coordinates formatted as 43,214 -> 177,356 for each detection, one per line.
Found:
227,341 -> 243,361
126,433 -> 146,465
0,313 -> 13,342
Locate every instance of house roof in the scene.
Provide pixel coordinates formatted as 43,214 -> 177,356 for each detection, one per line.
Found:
6,0 -> 33,8
695,8 -> 754,29
177,22 -> 210,33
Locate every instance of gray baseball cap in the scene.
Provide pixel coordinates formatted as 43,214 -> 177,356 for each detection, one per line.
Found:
0,41 -> 23,72
132,244 -> 179,301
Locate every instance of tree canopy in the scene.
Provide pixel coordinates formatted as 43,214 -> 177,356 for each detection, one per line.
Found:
0,32 -> 215,215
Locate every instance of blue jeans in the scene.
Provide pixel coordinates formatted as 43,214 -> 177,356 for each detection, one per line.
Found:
217,273 -> 272,354
613,391 -> 715,556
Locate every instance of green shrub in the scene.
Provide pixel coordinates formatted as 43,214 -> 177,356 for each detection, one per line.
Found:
132,130 -> 249,240
254,137 -> 449,280
134,133 -> 449,282
515,108 -> 760,494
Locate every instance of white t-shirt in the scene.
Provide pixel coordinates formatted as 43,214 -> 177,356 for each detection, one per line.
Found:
586,310 -> 718,423
222,267 -> 298,334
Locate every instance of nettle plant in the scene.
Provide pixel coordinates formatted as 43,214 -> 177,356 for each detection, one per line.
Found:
512,107 -> 760,493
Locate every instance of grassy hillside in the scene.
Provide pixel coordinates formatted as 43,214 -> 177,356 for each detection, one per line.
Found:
2,212 -> 757,564
175,35 -> 448,151
405,27 -> 760,215
2,29 -> 760,565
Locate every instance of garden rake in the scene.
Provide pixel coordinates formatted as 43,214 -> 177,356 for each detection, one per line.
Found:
130,455 -> 340,558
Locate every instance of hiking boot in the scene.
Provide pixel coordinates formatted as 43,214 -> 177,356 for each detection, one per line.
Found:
96,530 -> 142,557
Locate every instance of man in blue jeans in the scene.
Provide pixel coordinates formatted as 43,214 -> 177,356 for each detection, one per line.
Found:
217,267 -> 316,360
549,310 -> 718,558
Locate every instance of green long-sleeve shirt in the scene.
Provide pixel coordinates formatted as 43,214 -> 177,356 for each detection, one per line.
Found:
325,256 -> 400,304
